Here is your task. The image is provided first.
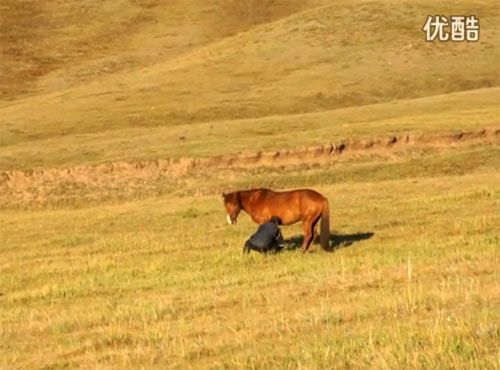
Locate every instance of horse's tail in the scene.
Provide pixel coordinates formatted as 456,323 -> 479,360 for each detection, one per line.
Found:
320,197 -> 331,251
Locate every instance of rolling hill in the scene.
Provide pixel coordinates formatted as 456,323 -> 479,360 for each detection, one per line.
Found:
1,0 -> 499,161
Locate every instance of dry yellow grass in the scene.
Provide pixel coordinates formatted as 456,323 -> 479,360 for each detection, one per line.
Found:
1,165 -> 499,368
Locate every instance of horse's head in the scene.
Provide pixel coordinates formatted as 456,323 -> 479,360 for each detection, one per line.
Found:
222,192 -> 241,225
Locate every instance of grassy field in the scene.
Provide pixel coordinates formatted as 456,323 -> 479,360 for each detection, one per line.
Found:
1,156 -> 499,369
1,0 -> 499,369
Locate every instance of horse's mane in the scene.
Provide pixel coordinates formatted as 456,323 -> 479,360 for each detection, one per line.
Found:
226,188 -> 270,197
241,188 -> 270,193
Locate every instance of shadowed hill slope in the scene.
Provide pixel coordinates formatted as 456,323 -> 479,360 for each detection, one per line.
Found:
0,0 -> 326,99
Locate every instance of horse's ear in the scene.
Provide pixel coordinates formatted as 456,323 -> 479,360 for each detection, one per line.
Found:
222,192 -> 226,199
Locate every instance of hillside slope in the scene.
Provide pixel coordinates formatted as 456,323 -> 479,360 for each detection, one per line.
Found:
1,87 -> 499,171
1,0 -> 326,99
1,0 -> 499,156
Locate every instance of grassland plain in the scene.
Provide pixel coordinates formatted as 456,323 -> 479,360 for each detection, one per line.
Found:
1,0 -> 500,369
1,163 -> 499,368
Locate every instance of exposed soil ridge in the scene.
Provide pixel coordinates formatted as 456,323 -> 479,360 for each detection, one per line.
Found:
1,127 -> 499,192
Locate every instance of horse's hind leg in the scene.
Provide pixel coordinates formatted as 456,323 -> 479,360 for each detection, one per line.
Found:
302,214 -> 322,253
301,220 -> 314,253
311,214 -> 321,244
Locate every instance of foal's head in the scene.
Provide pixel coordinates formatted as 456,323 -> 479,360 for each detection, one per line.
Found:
222,192 -> 242,225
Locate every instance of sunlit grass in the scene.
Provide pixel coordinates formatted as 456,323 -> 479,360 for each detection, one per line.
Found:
1,163 -> 498,368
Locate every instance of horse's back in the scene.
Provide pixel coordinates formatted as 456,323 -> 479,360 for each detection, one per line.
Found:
265,188 -> 326,214
268,188 -> 325,201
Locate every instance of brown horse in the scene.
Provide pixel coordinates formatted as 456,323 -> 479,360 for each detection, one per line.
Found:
222,188 -> 330,252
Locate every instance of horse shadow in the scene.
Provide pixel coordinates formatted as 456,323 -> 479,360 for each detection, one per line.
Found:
283,231 -> 374,252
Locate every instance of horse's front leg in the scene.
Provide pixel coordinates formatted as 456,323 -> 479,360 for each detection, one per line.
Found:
301,220 -> 313,253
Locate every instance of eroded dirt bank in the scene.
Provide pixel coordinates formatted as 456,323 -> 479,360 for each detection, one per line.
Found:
1,127 -> 499,208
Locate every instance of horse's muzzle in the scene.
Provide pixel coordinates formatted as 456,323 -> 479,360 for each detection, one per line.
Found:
227,214 -> 236,225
